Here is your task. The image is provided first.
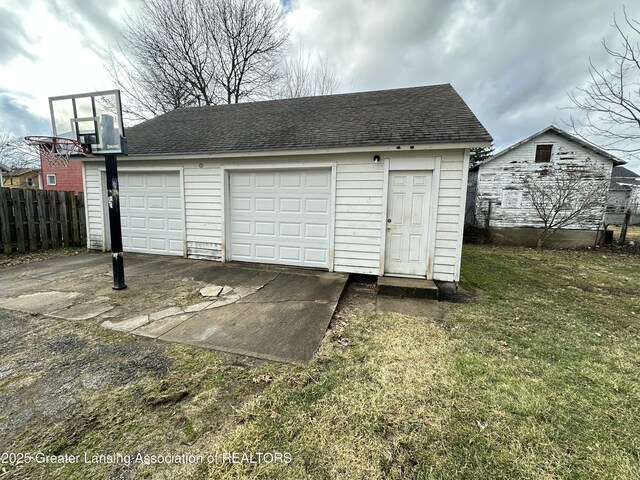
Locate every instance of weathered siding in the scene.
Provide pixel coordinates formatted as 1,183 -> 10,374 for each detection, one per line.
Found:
476,131 -> 613,230
183,163 -> 222,260
465,168 -> 478,225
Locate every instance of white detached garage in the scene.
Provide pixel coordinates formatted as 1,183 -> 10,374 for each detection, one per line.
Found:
82,84 -> 491,282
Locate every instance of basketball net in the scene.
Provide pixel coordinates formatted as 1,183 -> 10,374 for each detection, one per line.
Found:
24,136 -> 86,168
42,146 -> 70,168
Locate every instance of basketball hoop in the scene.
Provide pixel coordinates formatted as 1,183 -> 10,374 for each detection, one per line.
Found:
24,135 -> 90,168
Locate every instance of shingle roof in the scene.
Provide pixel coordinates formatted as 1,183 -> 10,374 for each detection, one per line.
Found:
610,165 -> 640,190
125,84 -> 491,156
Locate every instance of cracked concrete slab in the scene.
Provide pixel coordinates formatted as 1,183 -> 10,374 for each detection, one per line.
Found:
149,306 -> 184,321
133,313 -> 195,339
239,271 -> 347,303
200,285 -> 223,297
205,293 -> 241,309
184,301 -> 215,313
1,251 -> 349,364
159,300 -> 340,363
102,315 -> 150,332
0,291 -> 82,315
47,296 -> 114,321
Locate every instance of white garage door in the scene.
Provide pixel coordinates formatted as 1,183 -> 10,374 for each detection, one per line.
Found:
228,169 -> 332,268
118,172 -> 184,256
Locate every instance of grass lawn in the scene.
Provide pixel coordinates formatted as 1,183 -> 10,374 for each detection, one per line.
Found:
3,245 -> 639,479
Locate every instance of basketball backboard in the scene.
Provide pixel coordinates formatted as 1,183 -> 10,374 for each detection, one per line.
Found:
48,89 -> 127,155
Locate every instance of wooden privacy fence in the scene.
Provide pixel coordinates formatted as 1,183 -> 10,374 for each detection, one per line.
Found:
0,187 -> 86,254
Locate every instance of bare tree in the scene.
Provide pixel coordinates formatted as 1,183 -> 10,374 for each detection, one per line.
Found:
109,0 -> 217,121
567,8 -> 640,158
522,161 -> 610,249
0,129 -> 39,170
110,0 -> 288,121
277,48 -> 341,99
203,0 -> 288,103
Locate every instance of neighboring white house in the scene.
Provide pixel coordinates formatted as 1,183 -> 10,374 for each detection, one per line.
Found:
606,166 -> 640,225
466,126 -> 625,247
82,84 -> 491,282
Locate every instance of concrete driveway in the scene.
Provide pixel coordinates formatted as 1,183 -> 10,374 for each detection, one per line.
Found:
0,253 -> 347,363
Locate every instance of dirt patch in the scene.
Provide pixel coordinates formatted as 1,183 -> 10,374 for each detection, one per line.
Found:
0,310 -> 171,450
0,248 -> 86,269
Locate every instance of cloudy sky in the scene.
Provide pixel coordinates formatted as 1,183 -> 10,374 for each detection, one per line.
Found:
1,0 -> 639,172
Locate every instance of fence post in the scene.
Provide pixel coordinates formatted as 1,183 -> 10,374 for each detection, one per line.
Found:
37,190 -> 50,250
58,191 -> 71,248
70,192 -> 80,246
11,188 -> 26,253
0,188 -> 12,254
620,210 -> 631,245
24,189 -> 38,251
48,190 -> 60,248
77,194 -> 86,246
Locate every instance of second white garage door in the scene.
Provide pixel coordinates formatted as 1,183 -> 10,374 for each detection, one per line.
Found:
228,169 -> 332,268
118,171 -> 184,256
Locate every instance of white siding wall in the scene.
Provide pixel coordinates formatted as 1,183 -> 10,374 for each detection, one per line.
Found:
434,152 -> 466,280
83,148 -> 468,282
183,163 -> 222,260
476,131 -> 614,230
334,158 -> 384,275
84,162 -> 104,250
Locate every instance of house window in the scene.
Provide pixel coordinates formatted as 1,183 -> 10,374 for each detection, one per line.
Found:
502,189 -> 522,209
535,144 -> 553,163
26,178 -> 34,187
47,174 -> 57,186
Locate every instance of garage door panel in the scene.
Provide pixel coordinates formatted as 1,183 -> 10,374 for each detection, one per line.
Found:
255,173 -> 276,187
256,199 -> 276,212
280,172 -> 301,187
306,172 -> 330,188
129,196 -> 144,208
228,169 -> 331,268
279,222 -> 301,237
255,244 -> 276,260
231,197 -> 251,212
279,246 -> 300,262
231,220 -> 251,235
306,198 -> 329,214
231,173 -> 251,187
306,224 -> 328,239
279,198 -> 301,213
116,172 -> 184,256
255,222 -> 276,236
167,219 -> 183,232
148,197 -> 164,209
305,248 -> 327,264
167,198 -> 182,210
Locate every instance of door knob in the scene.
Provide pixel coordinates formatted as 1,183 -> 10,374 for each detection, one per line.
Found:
387,218 -> 392,223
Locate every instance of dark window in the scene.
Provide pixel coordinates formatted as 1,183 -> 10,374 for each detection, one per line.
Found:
535,144 -> 553,163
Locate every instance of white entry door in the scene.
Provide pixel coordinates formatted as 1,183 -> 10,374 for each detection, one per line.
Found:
228,169 -> 332,268
384,170 -> 432,276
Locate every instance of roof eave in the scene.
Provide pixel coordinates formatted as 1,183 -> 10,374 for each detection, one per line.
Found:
93,140 -> 492,161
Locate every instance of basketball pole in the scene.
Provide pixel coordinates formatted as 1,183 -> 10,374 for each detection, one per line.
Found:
105,154 -> 127,290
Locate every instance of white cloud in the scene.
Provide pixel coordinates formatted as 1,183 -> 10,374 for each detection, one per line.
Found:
0,0 -> 639,171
